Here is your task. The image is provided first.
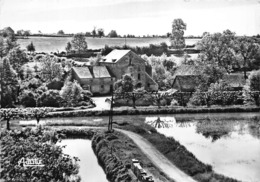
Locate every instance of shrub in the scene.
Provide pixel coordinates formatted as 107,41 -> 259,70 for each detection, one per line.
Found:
170,99 -> 179,106
60,80 -> 83,107
19,89 -> 37,107
46,79 -> 64,90
1,128 -> 80,182
38,90 -> 63,107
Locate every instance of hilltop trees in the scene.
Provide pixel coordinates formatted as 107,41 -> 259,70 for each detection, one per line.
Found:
97,28 -> 105,38
108,30 -> 118,38
92,27 -> 97,38
171,19 -> 186,50
57,30 -> 65,35
71,33 -> 88,53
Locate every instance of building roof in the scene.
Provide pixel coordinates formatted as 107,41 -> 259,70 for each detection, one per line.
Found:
172,75 -> 201,92
174,65 -> 201,77
223,74 -> 246,87
73,67 -> 93,79
93,66 -> 111,78
103,49 -> 131,63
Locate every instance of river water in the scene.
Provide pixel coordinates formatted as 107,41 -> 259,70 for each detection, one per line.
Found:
146,113 -> 260,182
46,112 -> 260,182
59,139 -> 108,182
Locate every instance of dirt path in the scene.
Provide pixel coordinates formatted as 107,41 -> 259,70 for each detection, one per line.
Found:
116,129 -> 197,182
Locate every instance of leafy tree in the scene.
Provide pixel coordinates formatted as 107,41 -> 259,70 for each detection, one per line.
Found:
171,18 -> 186,50
152,64 -> 167,89
234,36 -> 260,79
248,70 -> 260,91
0,35 -> 18,58
20,64 -> 36,80
1,128 -> 80,181
114,74 -> 134,93
60,80 -> 84,107
18,89 -> 37,107
16,29 -> 24,36
197,30 -> 236,73
85,32 -> 91,37
199,64 -> 226,91
26,42 -> 36,54
27,107 -> 50,125
1,57 -> 18,107
23,30 -> 31,37
40,55 -> 64,82
38,90 -> 62,107
246,70 -> 260,106
108,30 -> 118,38
0,108 -> 20,130
57,30 -> 65,35
97,28 -> 104,38
92,27 -> 96,38
71,33 -> 88,53
65,41 -> 72,53
7,47 -> 29,72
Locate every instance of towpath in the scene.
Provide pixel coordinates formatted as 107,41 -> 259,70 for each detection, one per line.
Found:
116,128 -> 197,182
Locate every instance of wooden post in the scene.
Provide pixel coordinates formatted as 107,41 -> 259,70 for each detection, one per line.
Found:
108,88 -> 114,132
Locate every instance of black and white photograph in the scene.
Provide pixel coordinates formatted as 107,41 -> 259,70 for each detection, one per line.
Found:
0,0 -> 260,181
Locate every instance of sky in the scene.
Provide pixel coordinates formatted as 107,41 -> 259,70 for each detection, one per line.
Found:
0,0 -> 259,36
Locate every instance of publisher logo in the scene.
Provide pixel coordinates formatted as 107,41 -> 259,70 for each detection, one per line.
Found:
18,157 -> 44,167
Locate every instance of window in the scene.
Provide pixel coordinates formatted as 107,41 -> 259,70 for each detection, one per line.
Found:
147,83 -> 150,88
101,85 -> 104,89
138,67 -> 141,71
138,73 -> 141,80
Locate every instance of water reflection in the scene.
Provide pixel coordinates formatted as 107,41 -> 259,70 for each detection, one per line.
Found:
147,116 -> 260,182
145,117 -> 176,128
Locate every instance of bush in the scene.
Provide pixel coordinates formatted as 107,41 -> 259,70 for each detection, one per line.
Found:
170,99 -> 179,106
19,89 -> 37,107
189,81 -> 245,106
0,128 -> 80,182
38,90 -> 63,107
46,79 -> 64,90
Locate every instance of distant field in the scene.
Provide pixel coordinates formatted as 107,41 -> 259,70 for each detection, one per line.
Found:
17,36 -> 200,53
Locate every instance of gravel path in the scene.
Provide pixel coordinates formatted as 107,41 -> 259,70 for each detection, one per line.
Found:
117,129 -> 197,182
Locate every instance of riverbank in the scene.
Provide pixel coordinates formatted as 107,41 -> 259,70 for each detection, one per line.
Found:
48,105 -> 260,118
115,123 -> 240,182
54,125 -> 240,182
55,127 -> 174,182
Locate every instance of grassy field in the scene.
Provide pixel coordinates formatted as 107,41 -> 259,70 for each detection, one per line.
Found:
17,37 -> 199,53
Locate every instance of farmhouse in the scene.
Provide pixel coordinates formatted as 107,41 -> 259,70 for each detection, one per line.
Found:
72,66 -> 115,95
171,65 -> 247,92
172,65 -> 202,92
222,74 -> 246,91
72,50 -> 158,94
100,49 -> 158,91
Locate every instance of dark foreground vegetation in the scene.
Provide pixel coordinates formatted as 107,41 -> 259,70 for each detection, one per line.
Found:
0,127 -> 81,182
